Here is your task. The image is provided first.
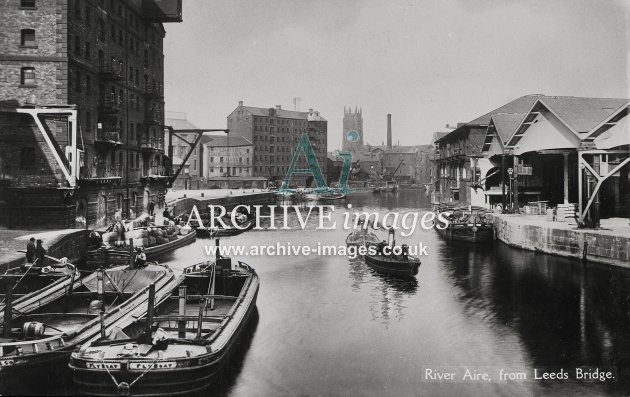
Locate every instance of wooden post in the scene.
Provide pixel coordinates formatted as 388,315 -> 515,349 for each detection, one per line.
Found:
513,156 -> 519,211
501,153 -> 506,212
563,152 -> 570,204
196,302 -> 204,339
178,285 -> 186,338
97,269 -> 106,338
3,278 -> 14,338
129,238 -> 134,268
146,283 -> 155,334
97,269 -> 104,311
209,265 -> 216,311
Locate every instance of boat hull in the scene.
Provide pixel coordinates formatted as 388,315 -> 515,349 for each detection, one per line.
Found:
365,255 -> 420,278
82,232 -> 196,269
435,222 -> 494,243
70,265 -> 259,396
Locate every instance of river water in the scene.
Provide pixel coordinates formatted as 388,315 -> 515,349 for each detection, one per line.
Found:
58,190 -> 630,396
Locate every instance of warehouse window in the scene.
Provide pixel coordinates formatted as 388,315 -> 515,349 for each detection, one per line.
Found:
20,67 -> 36,86
20,0 -> 36,8
20,29 -> 36,47
20,147 -> 35,166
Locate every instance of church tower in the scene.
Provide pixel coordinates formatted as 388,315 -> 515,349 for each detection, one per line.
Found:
343,106 -> 363,152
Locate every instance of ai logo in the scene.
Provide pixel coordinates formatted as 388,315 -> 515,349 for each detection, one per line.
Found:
281,133 -> 354,193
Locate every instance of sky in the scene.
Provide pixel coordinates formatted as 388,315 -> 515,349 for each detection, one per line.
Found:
163,0 -> 629,150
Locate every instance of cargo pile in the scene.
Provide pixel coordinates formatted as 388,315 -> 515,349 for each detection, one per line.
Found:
100,214 -> 187,249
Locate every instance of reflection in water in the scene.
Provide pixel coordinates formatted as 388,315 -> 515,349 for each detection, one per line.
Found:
348,254 -> 419,327
439,240 -> 630,395
45,190 -> 630,396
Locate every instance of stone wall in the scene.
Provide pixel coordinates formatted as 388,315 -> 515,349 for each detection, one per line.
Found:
0,229 -> 88,272
168,192 -> 276,218
493,214 -> 630,268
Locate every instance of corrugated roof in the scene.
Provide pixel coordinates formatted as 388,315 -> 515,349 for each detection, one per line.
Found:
201,135 -> 252,147
491,113 -> 526,143
438,94 -> 629,144
538,96 -> 628,133
467,95 -> 543,126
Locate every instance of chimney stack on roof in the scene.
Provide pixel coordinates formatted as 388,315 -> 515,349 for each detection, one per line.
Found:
387,114 -> 392,148
276,105 -> 281,110
238,101 -> 243,106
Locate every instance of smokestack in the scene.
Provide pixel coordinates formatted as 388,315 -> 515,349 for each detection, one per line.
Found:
387,114 -> 392,148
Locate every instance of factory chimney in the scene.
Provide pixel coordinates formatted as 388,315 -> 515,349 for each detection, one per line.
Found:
387,114 -> 392,148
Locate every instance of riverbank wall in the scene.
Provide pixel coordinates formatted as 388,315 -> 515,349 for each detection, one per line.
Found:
167,192 -> 276,218
492,214 -> 630,268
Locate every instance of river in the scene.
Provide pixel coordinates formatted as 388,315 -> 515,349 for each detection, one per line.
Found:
59,190 -> 630,396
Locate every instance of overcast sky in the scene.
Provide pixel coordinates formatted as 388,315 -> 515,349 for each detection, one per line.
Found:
164,0 -> 628,149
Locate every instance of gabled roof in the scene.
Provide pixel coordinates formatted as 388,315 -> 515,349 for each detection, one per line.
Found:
536,96 -> 628,134
437,95 -> 544,144
432,131 -> 449,142
491,113 -> 526,143
166,117 -> 199,130
467,95 -> 544,126
201,135 -> 252,147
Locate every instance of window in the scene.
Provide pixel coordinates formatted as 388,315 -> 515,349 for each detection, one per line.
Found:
85,42 -> 90,59
194,160 -> 197,171
220,157 -> 223,163
20,0 -> 36,8
74,71 -> 81,91
98,19 -> 105,40
74,36 -> 80,55
20,67 -> 35,86
130,123 -> 134,141
20,147 -> 35,166
86,75 -> 91,94
20,29 -> 36,46
210,157 -> 213,163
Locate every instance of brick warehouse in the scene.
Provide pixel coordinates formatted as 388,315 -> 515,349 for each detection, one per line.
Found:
227,101 -> 328,187
0,0 -> 182,229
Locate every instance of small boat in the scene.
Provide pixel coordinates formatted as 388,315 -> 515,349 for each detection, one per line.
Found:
434,204 -> 494,243
302,189 -> 346,202
69,243 -> 259,396
83,229 -> 196,270
364,230 -> 420,278
346,230 -> 380,247
0,257 -> 81,324
209,217 -> 255,238
0,262 -> 178,393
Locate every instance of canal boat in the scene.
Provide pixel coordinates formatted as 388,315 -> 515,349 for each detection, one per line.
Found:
434,204 -> 494,243
69,247 -> 259,396
82,229 -> 196,269
194,211 -> 256,238
0,262 -> 178,392
364,230 -> 420,278
373,181 -> 398,193
0,258 -> 81,324
346,230 -> 381,247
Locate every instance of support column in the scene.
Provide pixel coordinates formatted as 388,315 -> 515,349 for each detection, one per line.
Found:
513,156 -> 519,211
563,152 -> 570,204
501,153 -> 506,212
